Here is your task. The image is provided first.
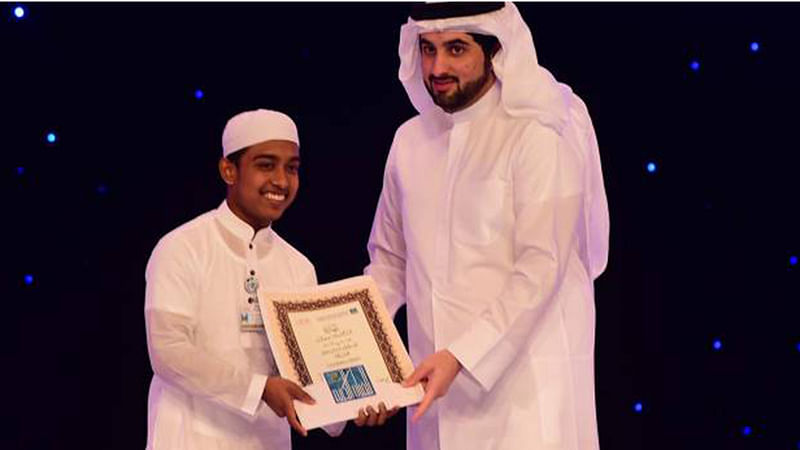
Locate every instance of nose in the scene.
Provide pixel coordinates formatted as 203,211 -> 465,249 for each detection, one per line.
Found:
431,53 -> 451,78
270,168 -> 289,189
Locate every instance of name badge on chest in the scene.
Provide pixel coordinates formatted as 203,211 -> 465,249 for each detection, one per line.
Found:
240,275 -> 265,332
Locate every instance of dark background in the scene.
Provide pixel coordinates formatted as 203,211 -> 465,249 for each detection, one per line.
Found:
4,2 -> 799,449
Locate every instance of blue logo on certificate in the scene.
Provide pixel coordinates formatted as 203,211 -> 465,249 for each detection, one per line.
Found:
323,365 -> 376,403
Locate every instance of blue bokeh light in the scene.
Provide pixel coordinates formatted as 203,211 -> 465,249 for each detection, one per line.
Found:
633,402 -> 643,413
16,166 -> 24,175
750,42 -> 760,52
742,426 -> 752,436
194,89 -> 204,100
690,60 -> 700,72
46,132 -> 57,143
14,5 -> 25,18
713,339 -> 722,351
97,184 -> 108,195
790,255 -> 798,266
24,274 -> 34,285
646,162 -> 657,173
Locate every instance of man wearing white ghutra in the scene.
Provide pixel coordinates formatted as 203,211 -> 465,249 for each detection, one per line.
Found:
363,2 -> 610,449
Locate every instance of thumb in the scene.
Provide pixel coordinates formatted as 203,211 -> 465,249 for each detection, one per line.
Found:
402,362 -> 430,388
290,383 -> 316,405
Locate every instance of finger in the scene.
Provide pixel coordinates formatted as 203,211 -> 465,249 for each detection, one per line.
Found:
271,395 -> 288,418
266,400 -> 286,418
376,402 -> 388,426
412,388 -> 436,423
286,403 -> 308,437
403,362 -> 430,387
354,408 -> 367,427
387,406 -> 400,419
365,405 -> 378,427
289,383 -> 316,405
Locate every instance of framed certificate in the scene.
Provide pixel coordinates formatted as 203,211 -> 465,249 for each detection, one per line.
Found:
258,275 -> 423,430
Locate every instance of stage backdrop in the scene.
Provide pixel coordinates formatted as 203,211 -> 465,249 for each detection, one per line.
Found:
4,3 -> 799,450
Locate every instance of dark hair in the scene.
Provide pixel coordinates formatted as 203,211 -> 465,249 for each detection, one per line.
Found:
225,147 -> 247,167
469,33 -> 501,60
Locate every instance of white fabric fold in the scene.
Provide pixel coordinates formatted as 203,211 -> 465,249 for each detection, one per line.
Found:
146,310 -> 268,416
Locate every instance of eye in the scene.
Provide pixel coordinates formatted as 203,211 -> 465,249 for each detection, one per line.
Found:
286,164 -> 300,175
257,161 -> 275,170
449,45 -> 466,56
420,43 -> 436,56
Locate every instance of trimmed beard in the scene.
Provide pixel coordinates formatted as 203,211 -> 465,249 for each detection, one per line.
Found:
425,61 -> 494,113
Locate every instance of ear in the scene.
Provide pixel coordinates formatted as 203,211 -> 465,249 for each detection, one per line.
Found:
219,157 -> 237,186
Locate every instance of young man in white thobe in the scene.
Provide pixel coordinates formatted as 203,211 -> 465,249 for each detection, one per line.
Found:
144,109 -> 344,449
364,3 -> 610,449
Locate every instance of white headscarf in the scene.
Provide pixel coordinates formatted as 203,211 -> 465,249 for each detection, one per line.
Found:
398,2 -> 609,279
398,1 -> 572,132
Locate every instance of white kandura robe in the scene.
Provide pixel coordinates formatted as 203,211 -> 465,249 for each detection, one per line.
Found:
365,4 -> 610,448
144,201 -> 317,450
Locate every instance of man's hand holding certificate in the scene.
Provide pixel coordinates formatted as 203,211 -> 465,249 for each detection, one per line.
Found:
258,275 -> 424,430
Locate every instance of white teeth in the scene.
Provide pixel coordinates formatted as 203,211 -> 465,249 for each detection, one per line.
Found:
265,192 -> 285,201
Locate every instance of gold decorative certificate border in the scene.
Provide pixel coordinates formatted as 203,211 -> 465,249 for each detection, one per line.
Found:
272,288 -> 404,387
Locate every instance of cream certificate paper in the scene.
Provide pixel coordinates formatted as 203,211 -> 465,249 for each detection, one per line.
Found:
258,275 -> 424,430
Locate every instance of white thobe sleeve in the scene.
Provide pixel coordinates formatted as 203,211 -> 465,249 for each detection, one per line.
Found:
365,139 -> 407,319
144,236 -> 267,418
298,258 -> 318,287
448,123 -> 586,392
